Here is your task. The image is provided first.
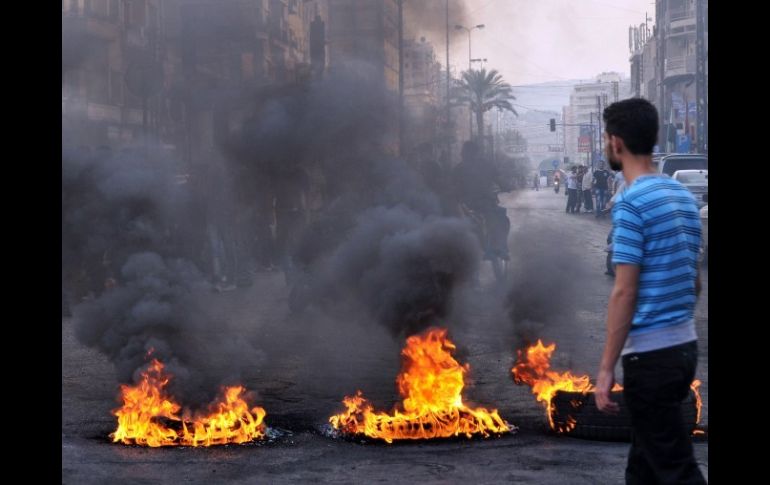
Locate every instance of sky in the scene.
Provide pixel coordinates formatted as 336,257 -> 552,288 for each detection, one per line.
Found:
412,0 -> 654,87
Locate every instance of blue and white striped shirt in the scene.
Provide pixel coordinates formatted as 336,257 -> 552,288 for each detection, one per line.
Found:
612,174 -> 701,354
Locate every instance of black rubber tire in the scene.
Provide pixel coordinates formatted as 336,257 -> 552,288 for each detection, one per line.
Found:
549,389 -> 699,442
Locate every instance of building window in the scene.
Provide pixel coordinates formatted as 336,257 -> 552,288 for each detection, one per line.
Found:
125,91 -> 142,109
86,0 -> 110,19
148,4 -> 158,31
107,125 -> 121,141
241,52 -> 255,80
129,0 -> 146,28
63,69 -> 81,98
87,70 -> 109,104
109,69 -> 122,104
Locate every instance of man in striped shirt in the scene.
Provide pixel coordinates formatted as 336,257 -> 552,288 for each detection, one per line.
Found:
594,98 -> 705,484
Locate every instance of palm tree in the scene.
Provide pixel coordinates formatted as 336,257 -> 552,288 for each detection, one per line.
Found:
455,68 -> 517,141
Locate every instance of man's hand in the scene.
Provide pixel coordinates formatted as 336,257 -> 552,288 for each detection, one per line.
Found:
595,368 -> 620,414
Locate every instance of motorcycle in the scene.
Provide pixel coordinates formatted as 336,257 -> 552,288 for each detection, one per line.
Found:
554,178 -> 560,194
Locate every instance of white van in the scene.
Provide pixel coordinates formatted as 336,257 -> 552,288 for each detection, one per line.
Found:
659,154 -> 708,177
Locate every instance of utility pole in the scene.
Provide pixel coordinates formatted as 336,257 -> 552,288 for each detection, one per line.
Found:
597,96 -> 603,166
589,112 -> 595,170
445,0 -> 451,166
455,24 -> 485,141
657,0 -> 667,152
466,28 -> 472,139
695,0 -> 707,153
398,0 -> 404,158
562,114 -> 567,161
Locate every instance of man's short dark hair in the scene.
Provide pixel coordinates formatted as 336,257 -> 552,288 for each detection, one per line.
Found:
603,98 -> 659,156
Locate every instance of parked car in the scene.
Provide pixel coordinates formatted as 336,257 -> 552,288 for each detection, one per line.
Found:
672,169 -> 708,208
652,152 -> 669,172
659,154 -> 708,177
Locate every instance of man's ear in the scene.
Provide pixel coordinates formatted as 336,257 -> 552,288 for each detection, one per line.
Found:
611,136 -> 625,156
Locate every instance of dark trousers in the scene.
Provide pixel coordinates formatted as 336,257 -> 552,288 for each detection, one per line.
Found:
566,188 -> 578,213
622,341 -> 706,485
485,204 -> 510,259
469,202 -> 510,260
595,188 -> 608,216
582,189 -> 593,211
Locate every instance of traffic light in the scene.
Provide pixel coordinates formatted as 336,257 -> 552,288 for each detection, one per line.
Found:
549,119 -> 556,132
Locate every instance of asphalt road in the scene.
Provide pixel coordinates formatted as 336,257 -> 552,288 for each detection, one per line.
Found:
62,188 -> 708,484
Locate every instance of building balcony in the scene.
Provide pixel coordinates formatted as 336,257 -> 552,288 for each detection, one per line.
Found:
125,27 -> 150,48
664,54 -> 696,81
62,95 -> 88,119
666,7 -> 695,24
666,7 -> 696,40
87,102 -> 122,123
124,108 -> 144,125
63,13 -> 118,42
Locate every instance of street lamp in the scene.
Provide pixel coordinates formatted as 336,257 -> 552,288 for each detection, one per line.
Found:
471,58 -> 488,69
454,24 -> 485,70
455,24 -> 484,139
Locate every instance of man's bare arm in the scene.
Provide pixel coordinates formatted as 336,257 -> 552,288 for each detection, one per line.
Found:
596,263 -> 639,413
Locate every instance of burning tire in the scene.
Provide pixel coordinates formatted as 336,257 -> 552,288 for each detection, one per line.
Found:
549,388 -> 700,442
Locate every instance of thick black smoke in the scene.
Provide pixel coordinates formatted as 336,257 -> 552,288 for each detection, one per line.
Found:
62,145 -> 181,293
224,72 -> 482,338
64,143 -> 262,408
321,206 -> 480,337
405,0 -> 470,42
504,215 -> 592,353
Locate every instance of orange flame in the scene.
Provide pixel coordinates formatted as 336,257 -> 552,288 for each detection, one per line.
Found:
512,340 -> 702,433
512,340 -> 611,430
690,379 -> 702,424
329,328 -> 512,443
111,359 -> 267,447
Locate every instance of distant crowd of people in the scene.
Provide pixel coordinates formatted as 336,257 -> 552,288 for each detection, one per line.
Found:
551,162 -> 624,217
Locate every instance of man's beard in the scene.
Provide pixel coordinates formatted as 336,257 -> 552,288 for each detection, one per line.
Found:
606,145 -> 622,171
